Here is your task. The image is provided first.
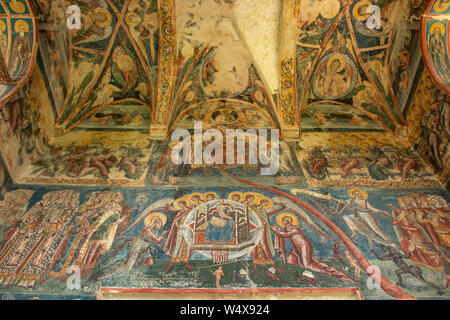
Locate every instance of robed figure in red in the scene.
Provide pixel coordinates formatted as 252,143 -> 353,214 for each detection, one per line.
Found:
164,199 -> 194,272
271,215 -> 358,284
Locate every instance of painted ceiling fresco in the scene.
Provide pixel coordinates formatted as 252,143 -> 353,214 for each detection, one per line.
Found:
50,0 -> 159,132
290,0 -> 407,133
0,0 -> 448,301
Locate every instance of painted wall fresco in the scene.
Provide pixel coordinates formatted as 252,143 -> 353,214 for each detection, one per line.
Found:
0,69 -> 42,182
167,0 -> 279,134
0,185 -> 447,300
297,132 -> 439,187
146,139 -> 304,188
420,0 -> 450,95
407,68 -> 450,189
0,0 -> 38,105
18,129 -> 152,186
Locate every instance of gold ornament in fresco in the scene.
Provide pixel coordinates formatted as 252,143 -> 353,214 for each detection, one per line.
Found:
9,0 -> 25,13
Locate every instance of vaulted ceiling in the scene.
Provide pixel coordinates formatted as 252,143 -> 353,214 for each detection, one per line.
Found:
0,0 -> 448,187
2,0 -> 440,138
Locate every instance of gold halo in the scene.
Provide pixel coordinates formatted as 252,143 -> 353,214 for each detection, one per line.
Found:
145,212 -> 167,226
14,20 -> 28,33
10,0 -> 25,13
242,192 -> 259,204
93,8 -> 112,28
257,197 -> 273,209
276,213 -> 299,228
321,0 -> 341,19
371,60 -> 384,73
189,192 -> 205,202
434,0 -> 450,12
430,22 -> 445,36
125,12 -> 141,27
117,54 -> 134,72
327,55 -> 345,73
204,192 -> 219,201
348,188 -> 368,200
0,21 -> 5,32
174,197 -> 191,210
228,191 -> 243,201
353,0 -> 372,21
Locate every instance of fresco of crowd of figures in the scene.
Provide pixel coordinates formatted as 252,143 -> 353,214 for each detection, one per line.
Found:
0,0 -> 448,300
0,159 -> 449,300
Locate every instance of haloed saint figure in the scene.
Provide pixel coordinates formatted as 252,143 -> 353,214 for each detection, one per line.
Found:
428,23 -> 450,82
8,20 -> 31,80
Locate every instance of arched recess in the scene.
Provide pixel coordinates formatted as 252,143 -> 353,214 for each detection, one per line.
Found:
0,0 -> 38,106
51,0 -> 162,134
420,0 -> 450,95
157,0 -> 281,140
280,0 -> 409,137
